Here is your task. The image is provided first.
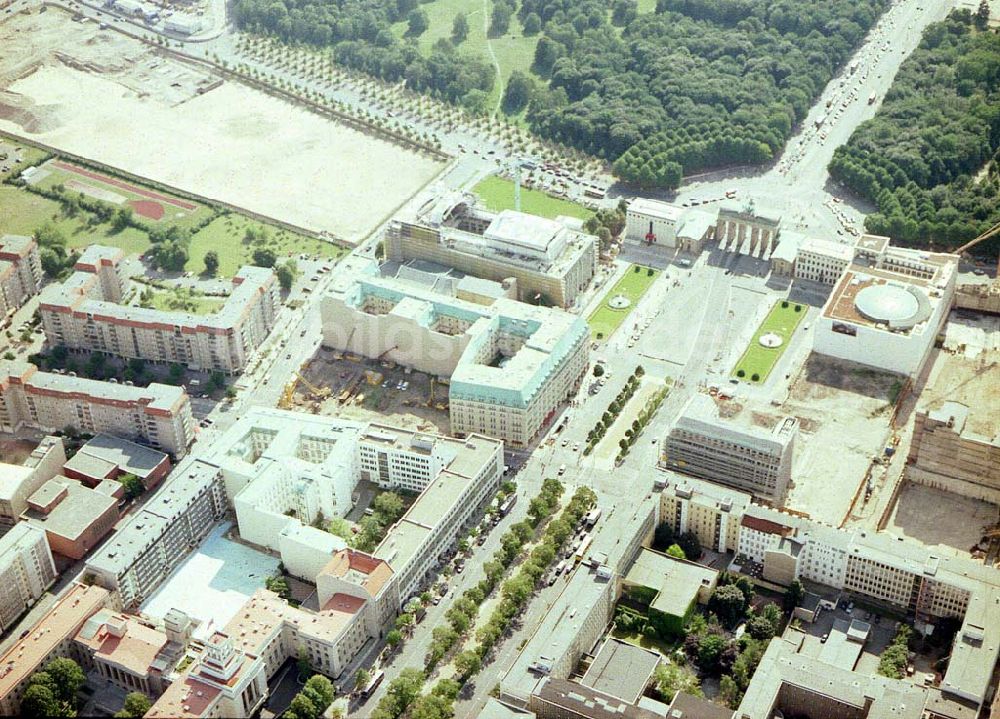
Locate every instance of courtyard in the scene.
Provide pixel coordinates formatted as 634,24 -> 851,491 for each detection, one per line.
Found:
139,522 -> 279,639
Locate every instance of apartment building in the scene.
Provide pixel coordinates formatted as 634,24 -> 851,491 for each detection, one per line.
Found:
0,434 -> 65,533
662,394 -> 797,505
793,236 -> 855,284
0,234 -> 42,318
321,261 -> 589,446
84,460 -> 227,608
0,523 -> 57,634
39,246 -> 279,374
385,192 -> 598,309
657,471 -> 749,553
146,631 -> 268,719
0,583 -> 112,715
0,361 -> 194,457
374,431 -> 503,600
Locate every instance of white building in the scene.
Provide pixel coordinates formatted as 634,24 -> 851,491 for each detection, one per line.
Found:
0,435 -> 65,533
39,246 -> 279,374
625,199 -> 683,247
321,261 -> 589,447
0,361 -> 194,458
812,247 -> 957,377
386,192 -> 598,309
206,408 -> 504,599
794,237 -> 856,284
0,523 -> 57,633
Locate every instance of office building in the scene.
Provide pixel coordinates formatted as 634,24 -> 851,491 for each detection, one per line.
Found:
0,435 -> 65,533
321,262 -> 589,446
21,476 -> 120,560
39,246 -> 279,374
207,407 -> 503,600
84,459 -> 227,608
0,361 -> 194,457
812,246 -> 957,377
146,631 -> 268,719
0,234 -> 42,318
625,199 -> 683,246
794,236 -> 856,284
0,583 -> 112,715
385,191 -> 598,309
74,608 -> 178,696
662,394 -> 797,505
62,433 -> 171,491
622,548 -> 717,636
0,523 -> 57,633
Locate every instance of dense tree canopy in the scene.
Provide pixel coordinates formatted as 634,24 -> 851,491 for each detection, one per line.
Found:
829,11 -> 1000,253
522,0 -> 890,187
232,0 -> 495,104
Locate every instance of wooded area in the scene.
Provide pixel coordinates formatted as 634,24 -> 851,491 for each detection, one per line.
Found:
829,11 -> 1000,252
231,0 -> 889,188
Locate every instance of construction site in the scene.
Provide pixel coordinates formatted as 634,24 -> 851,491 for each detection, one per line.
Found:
276,347 -> 452,435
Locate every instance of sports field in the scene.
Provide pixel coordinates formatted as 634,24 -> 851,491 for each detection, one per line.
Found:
731,300 -> 806,383
30,159 -> 211,227
473,176 -> 592,221
588,264 -> 660,340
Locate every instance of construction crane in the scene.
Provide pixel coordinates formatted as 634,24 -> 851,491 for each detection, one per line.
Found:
278,376 -> 299,410
296,372 -> 331,400
954,220 -> 1000,274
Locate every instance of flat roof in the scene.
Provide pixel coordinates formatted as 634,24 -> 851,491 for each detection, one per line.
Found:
816,620 -> 863,671
580,638 -> 659,704
628,198 -> 683,223
76,608 -> 169,676
624,548 -> 717,618
22,477 -> 117,541
668,691 -> 736,719
534,677 -> 662,719
798,236 -> 855,262
66,433 -> 168,479
483,210 -> 565,254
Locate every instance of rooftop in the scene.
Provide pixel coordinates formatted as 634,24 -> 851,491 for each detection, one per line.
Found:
580,638 -> 660,704
484,209 -> 566,256
667,692 -> 735,719
76,608 -> 170,677
534,677 -> 662,719
22,476 -> 117,542
798,236 -> 856,262
0,584 -> 109,699
624,548 -> 718,617
319,549 -> 394,600
628,198 -> 683,223
65,433 -> 168,480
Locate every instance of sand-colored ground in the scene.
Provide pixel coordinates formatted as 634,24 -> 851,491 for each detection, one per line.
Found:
887,483 -> 998,557
0,10 -> 444,243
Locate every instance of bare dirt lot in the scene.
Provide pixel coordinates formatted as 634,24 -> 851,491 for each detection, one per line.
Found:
293,349 -> 451,435
887,483 -> 998,557
0,9 -> 444,243
775,356 -> 900,524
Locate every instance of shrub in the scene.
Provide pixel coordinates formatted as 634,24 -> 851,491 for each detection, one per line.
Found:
781,300 -> 789,308
751,373 -> 760,382
736,369 -> 745,378
794,304 -> 802,312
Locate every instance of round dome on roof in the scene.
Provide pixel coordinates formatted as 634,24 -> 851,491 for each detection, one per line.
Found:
854,284 -> 920,324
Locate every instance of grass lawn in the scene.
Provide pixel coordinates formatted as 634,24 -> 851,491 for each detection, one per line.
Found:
611,626 -> 680,658
0,186 -> 153,256
473,175 -> 593,221
731,300 -> 807,383
186,215 -> 348,277
588,264 -> 660,340
146,289 -> 225,315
